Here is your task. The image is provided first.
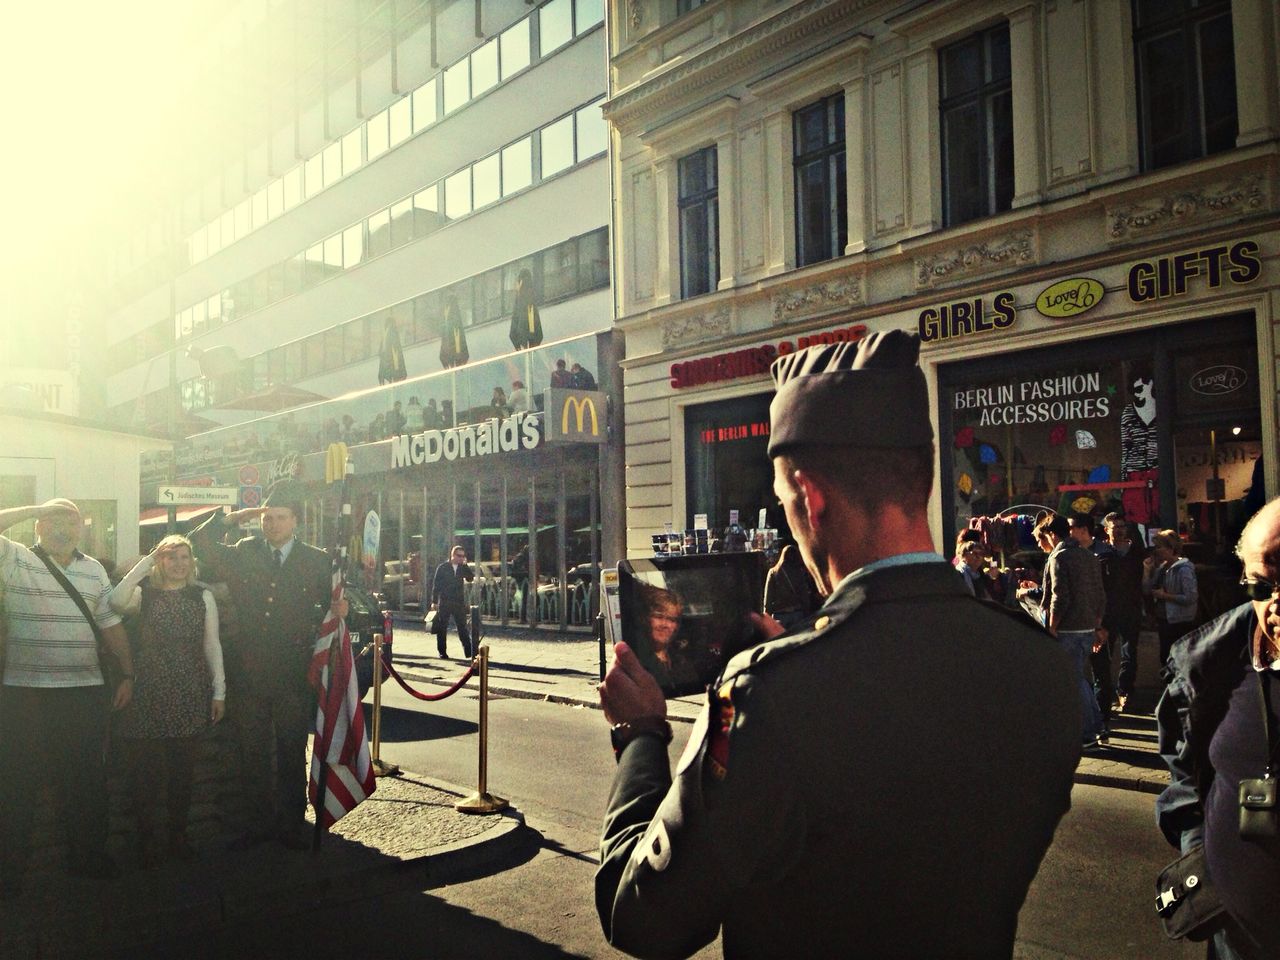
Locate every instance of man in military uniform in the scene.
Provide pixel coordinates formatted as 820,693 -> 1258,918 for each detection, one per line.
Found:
596,331 -> 1082,958
189,482 -> 334,850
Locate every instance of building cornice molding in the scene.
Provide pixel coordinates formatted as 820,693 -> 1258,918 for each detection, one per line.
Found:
915,231 -> 1038,289
662,306 -> 734,349
604,0 -> 876,130
1106,173 -> 1270,243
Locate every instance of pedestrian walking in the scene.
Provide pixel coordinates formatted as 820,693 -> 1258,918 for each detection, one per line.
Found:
1103,514 -> 1146,711
430,545 -> 474,659
1068,513 -> 1118,723
1144,529 -> 1199,669
596,331 -> 1080,959
108,536 -> 225,866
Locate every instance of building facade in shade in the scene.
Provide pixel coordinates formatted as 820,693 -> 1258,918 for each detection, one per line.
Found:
99,0 -> 621,628
605,0 -> 1280,612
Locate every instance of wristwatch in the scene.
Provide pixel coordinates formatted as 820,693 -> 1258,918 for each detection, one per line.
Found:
610,717 -> 673,760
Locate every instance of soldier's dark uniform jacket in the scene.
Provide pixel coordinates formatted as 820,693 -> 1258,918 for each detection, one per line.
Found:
188,512 -> 331,694
596,560 -> 1082,960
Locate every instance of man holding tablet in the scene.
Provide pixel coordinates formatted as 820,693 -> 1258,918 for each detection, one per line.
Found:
596,331 -> 1082,959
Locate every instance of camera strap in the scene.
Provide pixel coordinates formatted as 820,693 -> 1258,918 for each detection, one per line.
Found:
1258,671 -> 1278,779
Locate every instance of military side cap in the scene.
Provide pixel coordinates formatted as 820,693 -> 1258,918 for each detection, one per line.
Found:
263,478 -> 307,515
767,329 -> 932,456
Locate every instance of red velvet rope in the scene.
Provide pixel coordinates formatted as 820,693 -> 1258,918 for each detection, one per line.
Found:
382,656 -> 476,701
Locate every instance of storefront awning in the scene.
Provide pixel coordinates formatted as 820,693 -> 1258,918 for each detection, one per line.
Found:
452,524 -> 557,537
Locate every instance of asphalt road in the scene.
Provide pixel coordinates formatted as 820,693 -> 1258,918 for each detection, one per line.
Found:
130,682 -> 1200,960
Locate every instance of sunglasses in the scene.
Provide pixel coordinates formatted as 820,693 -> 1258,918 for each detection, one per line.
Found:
1240,576 -> 1280,602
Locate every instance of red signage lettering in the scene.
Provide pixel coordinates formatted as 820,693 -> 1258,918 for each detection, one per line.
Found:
670,324 -> 868,389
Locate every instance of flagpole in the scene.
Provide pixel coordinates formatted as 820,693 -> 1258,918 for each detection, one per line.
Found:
313,453 -> 354,851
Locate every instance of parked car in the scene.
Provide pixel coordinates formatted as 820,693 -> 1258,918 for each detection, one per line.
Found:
381,555 -> 423,609
344,581 -> 393,701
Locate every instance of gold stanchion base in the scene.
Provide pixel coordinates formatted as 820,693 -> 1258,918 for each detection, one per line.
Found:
372,758 -> 401,778
454,792 -> 509,815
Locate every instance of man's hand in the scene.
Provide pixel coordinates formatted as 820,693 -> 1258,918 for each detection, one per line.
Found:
211,699 -> 226,723
223,506 -> 267,526
331,597 -> 349,619
112,677 -> 133,711
598,641 -> 666,726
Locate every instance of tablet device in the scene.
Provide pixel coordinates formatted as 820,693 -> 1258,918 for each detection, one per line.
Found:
618,552 -> 766,698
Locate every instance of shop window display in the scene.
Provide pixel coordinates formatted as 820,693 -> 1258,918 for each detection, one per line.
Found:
948,357 -> 1159,532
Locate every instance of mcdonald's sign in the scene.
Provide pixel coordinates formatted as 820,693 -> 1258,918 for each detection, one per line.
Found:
543,389 -> 607,444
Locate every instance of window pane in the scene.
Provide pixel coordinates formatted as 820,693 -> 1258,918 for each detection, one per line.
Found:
234,199 -> 251,238
543,240 -> 578,300
794,102 -> 828,156
987,24 -> 1011,83
192,300 -> 207,335
477,267 -> 504,323
267,179 -> 284,219
539,0 -> 573,56
680,200 -> 716,297
500,18 -> 531,78
323,142 -> 342,187
942,102 -> 984,225
1199,14 -> 1238,155
252,188 -> 268,227
343,223 -> 365,267
305,244 -> 325,287
471,39 -> 499,97
445,168 -> 472,220
473,154 -> 500,208
989,89 -> 1014,213
220,209 -> 235,244
285,254 -> 303,296
540,115 -> 575,177
342,128 -> 363,172
578,229 -> 609,289
304,334 -> 324,374
390,96 -> 412,145
575,103 -> 606,159
207,294 -> 221,326
283,167 -> 302,208
305,154 -> 323,198
413,186 -> 441,237
412,79 -> 437,131
324,233 -> 343,269
367,109 -> 390,159
324,327 -> 343,370
575,0 -> 604,31
502,137 -> 533,194
390,198 -> 415,246
368,209 -> 392,257
343,318 -> 368,362
207,218 -> 221,255
191,229 -> 206,263
941,36 -> 981,98
444,59 -> 470,113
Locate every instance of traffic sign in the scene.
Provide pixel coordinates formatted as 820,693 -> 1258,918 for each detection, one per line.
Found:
238,464 -> 260,486
240,485 -> 263,508
158,485 -> 239,506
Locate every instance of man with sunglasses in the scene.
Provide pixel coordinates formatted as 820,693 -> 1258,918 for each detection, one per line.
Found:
1156,498 -> 1280,960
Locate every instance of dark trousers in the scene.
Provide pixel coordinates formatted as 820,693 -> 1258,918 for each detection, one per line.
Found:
119,736 -> 199,839
0,685 -> 109,876
434,603 -> 473,658
1089,639 -> 1114,720
234,683 -> 312,835
1157,620 -> 1197,675
1112,611 -> 1143,697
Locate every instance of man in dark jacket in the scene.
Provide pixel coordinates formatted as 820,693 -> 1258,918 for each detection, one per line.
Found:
1103,513 -> 1146,711
1156,496 -> 1280,960
189,483 -> 334,850
596,332 -> 1081,959
430,545 -> 474,659
1037,513 -> 1108,747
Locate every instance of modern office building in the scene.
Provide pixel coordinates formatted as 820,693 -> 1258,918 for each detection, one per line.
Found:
605,0 -> 1279,605
100,0 -> 619,627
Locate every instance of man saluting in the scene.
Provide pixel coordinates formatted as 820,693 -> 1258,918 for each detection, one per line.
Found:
189,481 -> 337,851
596,331 -> 1082,959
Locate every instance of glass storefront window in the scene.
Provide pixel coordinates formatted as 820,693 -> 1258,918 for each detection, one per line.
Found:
683,394 -> 777,535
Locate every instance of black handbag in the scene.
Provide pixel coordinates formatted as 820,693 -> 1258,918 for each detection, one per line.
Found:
1154,843 -> 1226,941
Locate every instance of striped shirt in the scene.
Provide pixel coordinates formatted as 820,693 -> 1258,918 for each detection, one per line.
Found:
0,535 -> 121,688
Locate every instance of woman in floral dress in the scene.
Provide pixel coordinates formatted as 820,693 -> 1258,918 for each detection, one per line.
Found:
109,535 -> 224,865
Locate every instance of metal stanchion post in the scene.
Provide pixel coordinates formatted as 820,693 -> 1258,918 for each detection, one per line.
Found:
596,612 -> 606,681
455,644 -> 508,815
371,633 -> 400,777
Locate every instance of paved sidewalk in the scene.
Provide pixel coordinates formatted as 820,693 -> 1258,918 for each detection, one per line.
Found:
0,767 -> 526,959
391,617 -> 1174,795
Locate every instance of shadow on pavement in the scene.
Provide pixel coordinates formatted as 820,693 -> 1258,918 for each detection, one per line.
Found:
368,704 -> 477,743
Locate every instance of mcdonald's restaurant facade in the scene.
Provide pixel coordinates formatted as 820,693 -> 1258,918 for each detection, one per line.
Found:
170,331 -> 624,631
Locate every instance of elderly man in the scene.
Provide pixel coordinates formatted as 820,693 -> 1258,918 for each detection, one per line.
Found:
595,331 -> 1081,959
0,500 -> 134,895
1156,498 -> 1280,960
189,482 -> 333,851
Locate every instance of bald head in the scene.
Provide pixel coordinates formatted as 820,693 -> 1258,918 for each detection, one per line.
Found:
1238,497 -> 1280,649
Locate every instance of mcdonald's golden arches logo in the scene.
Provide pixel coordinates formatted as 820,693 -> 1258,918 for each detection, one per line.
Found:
543,389 -> 606,444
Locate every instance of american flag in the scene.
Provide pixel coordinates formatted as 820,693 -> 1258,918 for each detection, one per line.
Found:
308,554 -> 376,829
